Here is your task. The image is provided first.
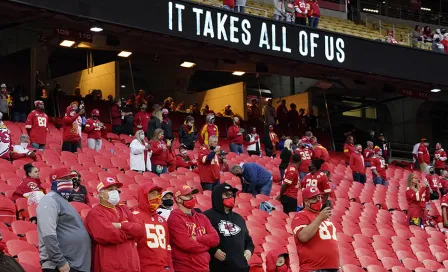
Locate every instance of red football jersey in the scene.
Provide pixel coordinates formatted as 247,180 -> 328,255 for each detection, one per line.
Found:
198,146 -> 221,183
84,118 -> 103,140
295,147 -> 313,172
25,110 -> 48,145
441,194 -> 448,208
312,145 -> 330,172
370,156 -> 387,180
406,187 -> 429,219
363,147 -> 374,162
425,174 -> 441,194
283,165 -> 299,199
291,209 -> 339,271
434,149 -> 447,169
301,172 -> 331,195
418,144 -> 430,164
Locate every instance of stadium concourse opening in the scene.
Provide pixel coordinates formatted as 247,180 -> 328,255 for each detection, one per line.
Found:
0,0 -> 448,271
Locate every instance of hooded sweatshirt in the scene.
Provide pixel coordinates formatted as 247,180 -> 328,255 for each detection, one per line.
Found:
265,249 -> 290,272
62,106 -> 80,142
179,123 -> 197,150
203,183 -> 254,272
133,183 -> 173,272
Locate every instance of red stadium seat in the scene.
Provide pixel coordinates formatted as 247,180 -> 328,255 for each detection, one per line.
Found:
0,230 -> 20,242
402,258 -> 424,270
358,256 -> 382,268
0,196 -> 17,224
6,240 -> 38,257
70,202 -> 91,214
25,230 -> 38,246
11,221 -> 37,237
18,262 -> 40,272
366,265 -> 388,272
18,251 -> 40,267
381,257 -> 402,270
342,264 -> 365,272
422,260 -> 444,271
376,249 -> 397,259
391,267 -> 412,272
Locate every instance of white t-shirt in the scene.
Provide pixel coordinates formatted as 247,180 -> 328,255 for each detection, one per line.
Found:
412,143 -> 420,162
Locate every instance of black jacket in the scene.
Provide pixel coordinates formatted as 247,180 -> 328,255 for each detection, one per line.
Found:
161,119 -> 173,140
279,148 -> 292,169
0,253 -> 25,272
178,124 -> 198,150
147,116 -> 161,139
204,183 -> 254,272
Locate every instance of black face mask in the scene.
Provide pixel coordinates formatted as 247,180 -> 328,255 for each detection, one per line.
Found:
430,171 -> 435,175
162,199 -> 174,207
72,178 -> 80,188
210,146 -> 216,151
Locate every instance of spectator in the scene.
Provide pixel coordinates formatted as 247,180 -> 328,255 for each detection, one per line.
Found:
135,90 -> 146,107
363,141 -> 374,167
161,108 -> 173,141
0,85 -> 8,120
425,166 -> 441,200
151,103 -> 161,116
343,135 -> 355,164
440,170 -> 448,196
147,109 -> 162,140
276,99 -> 288,128
299,108 -> 307,128
305,109 -> 317,129
350,144 -> 366,184
432,34 -> 445,53
176,101 -> 186,112
442,33 -> 448,53
11,85 -> 28,123
262,98 -> 276,126
234,0 -> 246,13
434,142 -> 447,175
246,127 -> 261,157
25,100 -> 48,150
301,159 -> 331,202
288,103 -> 299,131
412,25 -> 422,47
157,191 -> 175,220
441,192 -> 448,228
133,182 -> 173,272
385,30 -> 398,44
62,104 -> 84,153
167,185 -> 220,272
12,134 -> 37,161
248,99 -> 260,120
85,109 -> 105,152
222,104 -> 234,117
85,177 -> 143,272
198,135 -> 223,191
200,104 -> 211,116
111,98 -> 123,135
422,26 -> 433,42
150,128 -> 171,175
291,186 -> 339,271
406,173 -> 429,226
228,116 -> 244,154
199,114 -> 219,146
273,0 -> 286,21
0,231 -> 27,272
295,137 -> 313,180
204,183 -> 254,272
122,98 -> 135,136
266,249 -> 290,272
265,125 -> 279,157
68,170 -> 90,205
418,138 -> 430,172
308,0 -> 320,28
130,130 -> 150,173
279,139 -> 293,179
311,137 -> 330,174
37,168 -> 91,272
12,163 -> 43,201
412,139 -> 421,171
179,115 -> 197,150
163,97 -> 173,111
285,0 -> 295,23
169,101 -> 176,112
370,147 -> 388,186
175,144 -> 198,170
133,103 -> 151,134
294,0 -> 307,25
0,113 -> 12,160
230,163 -> 273,196
192,102 -> 201,115
278,154 -> 301,214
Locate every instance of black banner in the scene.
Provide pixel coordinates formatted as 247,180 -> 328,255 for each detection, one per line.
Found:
11,0 -> 448,86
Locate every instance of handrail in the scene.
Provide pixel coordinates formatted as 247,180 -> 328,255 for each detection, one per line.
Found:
200,0 -> 268,18
245,6 -> 268,18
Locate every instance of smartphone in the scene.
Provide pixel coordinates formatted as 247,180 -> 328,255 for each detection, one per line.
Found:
320,200 -> 332,211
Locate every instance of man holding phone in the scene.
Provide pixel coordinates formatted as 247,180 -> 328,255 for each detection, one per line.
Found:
291,186 -> 339,272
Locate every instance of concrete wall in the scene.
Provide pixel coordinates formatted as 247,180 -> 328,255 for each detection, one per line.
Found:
259,75 -> 318,98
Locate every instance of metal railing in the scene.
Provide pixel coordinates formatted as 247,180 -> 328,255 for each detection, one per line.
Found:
199,0 -> 268,18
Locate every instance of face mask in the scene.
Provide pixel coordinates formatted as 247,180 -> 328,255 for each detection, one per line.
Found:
148,196 -> 161,213
107,190 -> 120,206
140,134 -> 145,140
93,116 -> 98,120
21,142 -> 29,149
210,146 -> 216,151
430,171 -> 435,175
162,198 -> 174,207
309,200 -> 322,212
269,128 -> 273,131
223,197 -> 235,208
162,114 -> 168,118
187,122 -> 193,127
276,265 -> 288,272
235,120 -> 240,125
159,135 -> 164,140
182,197 -> 196,209
357,148 -> 362,153
308,166 -> 314,172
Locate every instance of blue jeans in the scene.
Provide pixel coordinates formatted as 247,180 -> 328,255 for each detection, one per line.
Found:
373,176 -> 387,186
223,5 -> 231,10
12,112 -> 26,123
309,17 -> 320,28
229,143 -> 244,154
234,6 -> 245,13
31,143 -> 45,150
353,172 -> 366,184
365,162 -> 371,167
201,180 -> 220,191
258,178 -> 273,196
299,172 -> 308,180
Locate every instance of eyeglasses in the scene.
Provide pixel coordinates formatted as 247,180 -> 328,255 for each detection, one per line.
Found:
222,192 -> 234,198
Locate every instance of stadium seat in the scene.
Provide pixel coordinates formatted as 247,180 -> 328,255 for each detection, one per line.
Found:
25,230 -> 38,246
18,251 -> 40,267
402,258 -> 424,270
70,202 -> 91,214
391,267 -> 412,272
1,229 -> 20,242
422,260 -> 444,271
0,197 -> 17,224
359,256 -> 382,268
381,257 -> 403,270
6,240 -> 38,257
18,262 -> 41,272
11,221 -> 37,237
367,265 -> 388,272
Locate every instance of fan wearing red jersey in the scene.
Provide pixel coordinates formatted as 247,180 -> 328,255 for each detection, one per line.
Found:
343,135 -> 355,164
133,182 -> 173,272
291,187 -> 339,272
363,141 -> 375,167
301,159 -> 331,202
441,193 -> 448,228
406,173 -> 429,226
370,146 -> 388,186
295,137 -> 313,180
277,154 -> 301,214
425,166 -> 441,200
25,100 -> 48,150
310,136 -> 330,174
434,142 -> 447,175
85,109 -> 105,152
198,135 -> 223,191
417,139 -> 430,172
349,144 -> 366,184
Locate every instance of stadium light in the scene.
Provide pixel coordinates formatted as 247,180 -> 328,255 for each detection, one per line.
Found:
421,7 -> 431,11
180,61 -> 196,68
431,88 -> 441,93
362,8 -> 379,13
121,85 -> 126,88
232,71 -> 245,76
118,51 -> 132,57
90,25 -> 103,32
59,40 -> 76,47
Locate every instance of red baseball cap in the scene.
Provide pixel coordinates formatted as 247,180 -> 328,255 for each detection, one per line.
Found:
302,186 -> 321,200
34,100 -> 44,107
50,168 -> 78,182
96,177 -> 123,192
301,136 -> 309,144
175,185 -> 199,197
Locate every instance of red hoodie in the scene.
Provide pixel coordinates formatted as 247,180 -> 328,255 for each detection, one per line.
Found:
349,152 -> 365,175
223,0 -> 234,8
175,154 -> 197,169
150,140 -> 169,166
308,1 -> 320,17
62,106 -> 80,142
111,104 -> 122,126
265,249 -> 291,272
227,124 -> 243,144
84,118 -> 102,140
167,208 -> 219,272
133,183 -> 173,272
12,177 -> 42,201
134,111 -> 151,133
198,123 -> 219,146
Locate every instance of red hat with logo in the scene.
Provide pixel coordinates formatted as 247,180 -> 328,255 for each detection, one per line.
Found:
34,100 -> 44,107
96,177 -> 123,192
374,146 -> 382,154
50,168 -> 78,182
175,185 -> 199,197
92,109 -> 100,116
301,136 -> 309,144
302,186 -> 322,199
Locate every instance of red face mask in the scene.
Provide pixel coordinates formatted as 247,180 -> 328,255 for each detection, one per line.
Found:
269,127 -> 274,131
235,121 -> 240,125
276,265 -> 288,272
182,198 -> 196,209
223,197 -> 235,208
309,200 -> 322,212
148,196 -> 161,214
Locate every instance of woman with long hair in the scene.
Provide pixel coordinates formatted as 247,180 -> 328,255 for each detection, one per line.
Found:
150,128 -> 171,176
406,173 -> 429,226
279,139 -> 292,180
130,130 -> 150,173
12,163 -> 43,202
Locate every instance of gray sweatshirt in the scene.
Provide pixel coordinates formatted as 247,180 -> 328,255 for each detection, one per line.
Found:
37,191 -> 91,271
235,0 -> 246,6
273,0 -> 286,16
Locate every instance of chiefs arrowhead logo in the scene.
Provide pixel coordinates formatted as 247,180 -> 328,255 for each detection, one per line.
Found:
218,220 -> 241,237
310,187 -> 317,193
106,177 -> 116,183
